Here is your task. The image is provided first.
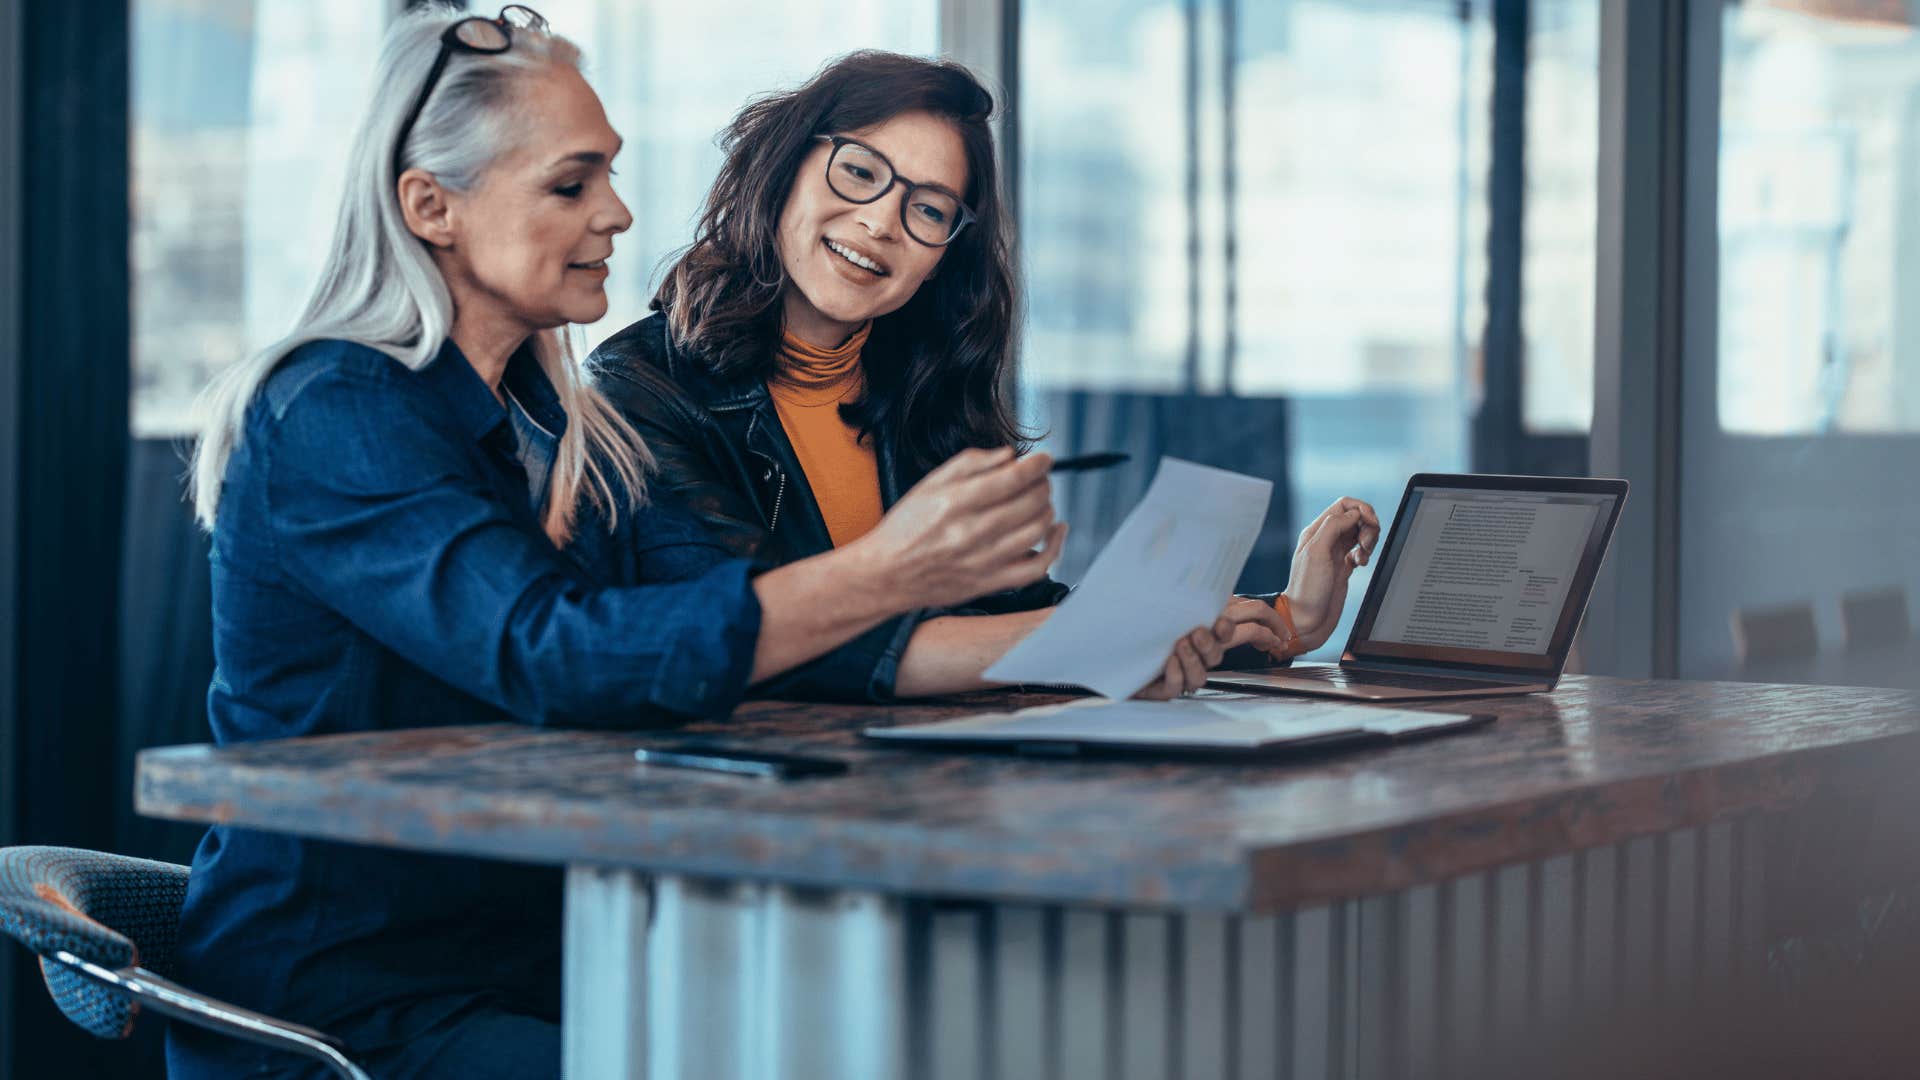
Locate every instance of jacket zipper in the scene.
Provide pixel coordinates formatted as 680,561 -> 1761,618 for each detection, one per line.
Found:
769,468 -> 787,534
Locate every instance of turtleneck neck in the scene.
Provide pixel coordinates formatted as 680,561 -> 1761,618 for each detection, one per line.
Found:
767,321 -> 885,547
773,322 -> 872,406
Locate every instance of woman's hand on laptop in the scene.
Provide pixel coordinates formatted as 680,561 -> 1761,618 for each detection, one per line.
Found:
1280,496 -> 1382,650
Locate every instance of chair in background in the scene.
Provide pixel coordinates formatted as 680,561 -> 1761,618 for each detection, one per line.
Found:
1840,586 -> 1912,652
1731,601 -> 1821,668
0,846 -> 369,1079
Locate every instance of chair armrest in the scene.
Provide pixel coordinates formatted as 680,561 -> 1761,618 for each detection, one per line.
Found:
50,950 -> 372,1080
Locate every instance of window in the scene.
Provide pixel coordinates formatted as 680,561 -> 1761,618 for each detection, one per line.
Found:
132,0 -> 385,436
1523,0 -> 1600,433
1019,0 -> 1599,654
1719,0 -> 1920,435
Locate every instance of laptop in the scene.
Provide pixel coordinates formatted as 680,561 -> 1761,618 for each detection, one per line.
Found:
1207,473 -> 1628,702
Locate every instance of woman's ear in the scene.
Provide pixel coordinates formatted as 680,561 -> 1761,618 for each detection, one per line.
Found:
397,168 -> 456,247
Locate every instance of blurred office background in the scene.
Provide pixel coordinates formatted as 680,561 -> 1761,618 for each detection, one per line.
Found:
4,0 -> 1920,1073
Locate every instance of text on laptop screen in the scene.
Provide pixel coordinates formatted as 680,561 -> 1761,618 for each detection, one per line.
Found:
1351,486 -> 1620,668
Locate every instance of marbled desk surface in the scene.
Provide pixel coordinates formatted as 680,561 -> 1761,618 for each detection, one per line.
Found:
136,677 -> 1920,912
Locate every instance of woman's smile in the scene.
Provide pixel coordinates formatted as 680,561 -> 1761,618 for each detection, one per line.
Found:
823,237 -> 889,278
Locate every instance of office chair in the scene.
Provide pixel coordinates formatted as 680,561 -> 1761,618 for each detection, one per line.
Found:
1731,601 -> 1820,665
1840,586 -> 1912,652
0,845 -> 370,1079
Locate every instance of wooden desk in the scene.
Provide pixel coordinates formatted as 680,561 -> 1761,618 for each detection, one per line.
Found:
136,677 -> 1920,1079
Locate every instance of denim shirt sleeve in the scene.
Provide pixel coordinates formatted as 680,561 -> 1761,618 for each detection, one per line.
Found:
762,579 -> 1068,704
750,612 -> 921,703
260,363 -> 762,727
613,497 -> 916,704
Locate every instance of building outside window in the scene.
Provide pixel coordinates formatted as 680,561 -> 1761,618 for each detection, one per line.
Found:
1719,0 -> 1920,435
132,0 -> 384,436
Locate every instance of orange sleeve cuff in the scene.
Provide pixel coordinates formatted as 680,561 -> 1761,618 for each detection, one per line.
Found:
1271,594 -> 1300,656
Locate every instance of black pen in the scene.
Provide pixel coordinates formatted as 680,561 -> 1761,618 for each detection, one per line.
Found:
633,743 -> 849,780
1049,452 -> 1130,473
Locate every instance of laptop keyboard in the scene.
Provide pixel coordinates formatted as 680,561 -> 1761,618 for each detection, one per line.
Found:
1281,667 -> 1519,692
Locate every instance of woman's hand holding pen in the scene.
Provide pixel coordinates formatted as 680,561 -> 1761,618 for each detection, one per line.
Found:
853,446 -> 1068,611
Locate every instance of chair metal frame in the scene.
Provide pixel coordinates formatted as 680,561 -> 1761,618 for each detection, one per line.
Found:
46,948 -> 372,1080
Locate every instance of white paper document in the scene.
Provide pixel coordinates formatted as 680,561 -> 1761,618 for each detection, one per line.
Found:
983,457 -> 1272,699
864,694 -> 1483,750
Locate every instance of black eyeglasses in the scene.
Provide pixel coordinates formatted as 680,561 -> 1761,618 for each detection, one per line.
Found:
813,135 -> 977,247
391,5 -> 548,182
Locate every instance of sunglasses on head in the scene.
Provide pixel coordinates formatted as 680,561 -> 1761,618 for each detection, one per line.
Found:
391,5 -> 548,182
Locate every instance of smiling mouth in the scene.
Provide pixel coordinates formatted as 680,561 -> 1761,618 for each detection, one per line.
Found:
824,238 -> 888,277
568,258 -> 607,270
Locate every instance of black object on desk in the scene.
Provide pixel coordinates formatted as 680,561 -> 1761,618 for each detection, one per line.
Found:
634,742 -> 849,780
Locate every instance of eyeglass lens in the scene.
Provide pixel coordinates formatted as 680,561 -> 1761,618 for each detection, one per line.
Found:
453,6 -> 545,50
826,141 -> 964,245
452,19 -> 511,49
499,4 -> 547,29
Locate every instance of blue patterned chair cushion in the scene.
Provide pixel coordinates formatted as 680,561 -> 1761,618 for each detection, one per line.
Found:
0,846 -> 190,1039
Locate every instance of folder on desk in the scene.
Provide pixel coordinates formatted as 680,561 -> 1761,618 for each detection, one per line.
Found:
862,694 -> 1491,755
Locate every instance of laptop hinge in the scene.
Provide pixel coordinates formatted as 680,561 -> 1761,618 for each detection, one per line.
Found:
1338,657 -> 1549,686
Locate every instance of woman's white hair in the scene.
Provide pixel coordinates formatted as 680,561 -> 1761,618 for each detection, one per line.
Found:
190,4 -> 652,544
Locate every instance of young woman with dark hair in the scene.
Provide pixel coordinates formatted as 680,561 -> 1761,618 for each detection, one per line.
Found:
593,51 -> 1380,700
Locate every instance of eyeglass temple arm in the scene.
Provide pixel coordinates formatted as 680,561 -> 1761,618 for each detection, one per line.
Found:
50,950 -> 373,1080
392,45 -> 457,181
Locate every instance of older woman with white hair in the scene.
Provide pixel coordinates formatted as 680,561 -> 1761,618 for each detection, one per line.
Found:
165,6 -> 1134,1077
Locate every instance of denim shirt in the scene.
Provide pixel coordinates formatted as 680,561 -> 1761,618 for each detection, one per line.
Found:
169,338 -> 762,1076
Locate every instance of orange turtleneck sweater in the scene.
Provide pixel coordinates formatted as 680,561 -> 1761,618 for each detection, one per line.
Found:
769,323 -> 884,547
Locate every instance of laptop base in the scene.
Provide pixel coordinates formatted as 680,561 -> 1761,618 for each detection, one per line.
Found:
1207,663 -> 1549,702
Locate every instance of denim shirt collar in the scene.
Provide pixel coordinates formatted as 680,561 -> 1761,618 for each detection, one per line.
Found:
502,346 -> 570,440
419,338 -> 569,437
419,338 -> 568,511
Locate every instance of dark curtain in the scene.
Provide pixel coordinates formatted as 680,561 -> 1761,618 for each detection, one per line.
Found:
118,438 -> 215,870
6,0 -> 148,1075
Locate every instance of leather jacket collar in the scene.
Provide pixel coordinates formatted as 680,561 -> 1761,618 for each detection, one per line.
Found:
596,313 -> 909,564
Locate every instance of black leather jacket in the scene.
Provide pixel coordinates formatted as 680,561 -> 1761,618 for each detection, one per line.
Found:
591,312 -> 1070,701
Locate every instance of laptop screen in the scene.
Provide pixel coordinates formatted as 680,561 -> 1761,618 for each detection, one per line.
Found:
1344,479 -> 1625,675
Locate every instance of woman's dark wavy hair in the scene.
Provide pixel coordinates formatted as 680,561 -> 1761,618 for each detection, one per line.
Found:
653,50 -> 1028,473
